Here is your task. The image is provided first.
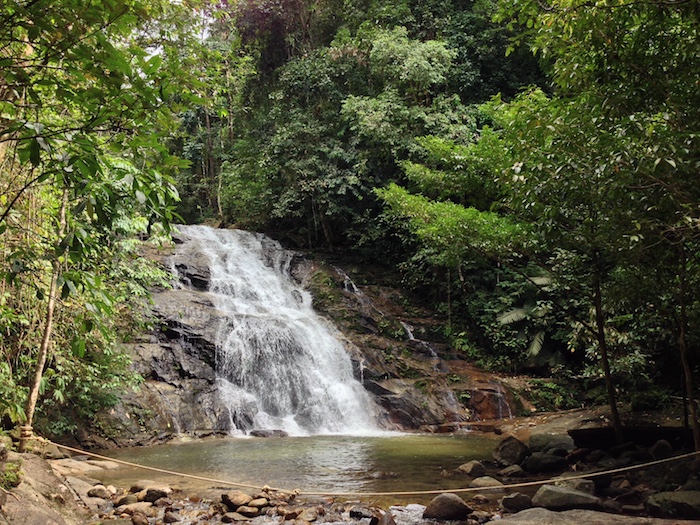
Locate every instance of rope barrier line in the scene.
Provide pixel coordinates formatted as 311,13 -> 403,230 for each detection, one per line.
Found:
48,441 -> 700,499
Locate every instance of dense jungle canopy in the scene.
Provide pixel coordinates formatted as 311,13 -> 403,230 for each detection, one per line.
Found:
0,0 -> 699,445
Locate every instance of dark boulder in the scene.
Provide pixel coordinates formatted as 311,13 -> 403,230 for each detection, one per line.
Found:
423,493 -> 473,520
521,452 -> 568,473
646,491 -> 700,519
501,492 -> 533,513
493,436 -> 531,466
249,429 -> 289,438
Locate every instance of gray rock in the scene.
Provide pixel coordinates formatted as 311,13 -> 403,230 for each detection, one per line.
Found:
222,490 -> 254,510
236,505 -> 260,517
457,460 -> 486,477
521,452 -> 568,473
501,492 -> 532,513
116,494 -> 139,506
143,487 -> 170,502
349,507 -> 374,519
469,476 -> 505,492
131,513 -> 149,525
248,497 -> 269,508
249,429 -> 289,437
423,493 -> 473,520
62,476 -> 107,511
378,510 -> 397,525
498,464 -> 526,478
646,490 -> 700,519
529,433 -> 574,453
298,507 -> 319,522
87,484 -> 112,499
621,504 -> 646,514
492,507 -> 700,524
532,484 -> 603,510
163,511 -> 180,523
173,260 -> 210,290
222,512 -> 252,522
117,502 -> 157,517
555,475 -> 596,495
493,436 -> 531,466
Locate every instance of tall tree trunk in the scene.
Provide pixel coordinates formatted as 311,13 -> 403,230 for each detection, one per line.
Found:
204,110 -> 217,211
592,252 -> 624,445
678,244 -> 700,450
18,190 -> 68,452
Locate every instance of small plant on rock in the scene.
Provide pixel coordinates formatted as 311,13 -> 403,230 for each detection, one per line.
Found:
1,461 -> 22,490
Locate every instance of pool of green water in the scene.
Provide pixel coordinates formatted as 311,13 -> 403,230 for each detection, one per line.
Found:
95,433 -> 500,504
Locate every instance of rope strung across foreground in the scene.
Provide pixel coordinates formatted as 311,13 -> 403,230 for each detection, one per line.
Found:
48,441 -> 700,498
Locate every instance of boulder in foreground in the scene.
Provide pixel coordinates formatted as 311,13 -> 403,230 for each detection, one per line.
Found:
423,493 -> 472,520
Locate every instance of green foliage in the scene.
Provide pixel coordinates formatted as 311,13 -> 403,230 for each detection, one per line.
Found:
365,27 -> 454,96
443,0 -> 545,103
377,183 -> 529,267
1,460 -> 22,489
0,0 -> 206,435
193,0 -> 539,253
526,379 -> 580,412
0,361 -> 26,424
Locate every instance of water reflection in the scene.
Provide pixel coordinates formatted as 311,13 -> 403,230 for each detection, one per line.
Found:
97,434 -> 498,503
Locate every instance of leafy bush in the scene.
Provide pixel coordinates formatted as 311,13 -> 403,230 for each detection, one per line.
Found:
525,379 -> 581,411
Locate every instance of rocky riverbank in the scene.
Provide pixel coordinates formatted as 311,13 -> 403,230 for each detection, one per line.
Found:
4,411 -> 700,525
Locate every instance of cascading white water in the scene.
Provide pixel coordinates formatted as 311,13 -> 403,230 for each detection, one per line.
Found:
174,225 -> 379,436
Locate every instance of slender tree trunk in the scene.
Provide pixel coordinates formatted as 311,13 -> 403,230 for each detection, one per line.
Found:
446,269 -> 452,333
678,245 -> 700,450
204,110 -> 217,211
18,190 -> 68,452
592,252 -> 624,445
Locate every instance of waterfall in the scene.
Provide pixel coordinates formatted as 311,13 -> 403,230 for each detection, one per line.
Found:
173,225 -> 379,436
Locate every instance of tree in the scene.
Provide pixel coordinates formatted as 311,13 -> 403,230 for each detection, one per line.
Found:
0,0 -> 204,448
495,0 -> 700,448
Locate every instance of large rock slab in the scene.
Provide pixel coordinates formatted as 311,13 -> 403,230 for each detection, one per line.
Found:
1,452 -> 90,525
529,433 -> 575,453
531,484 -> 603,510
646,491 -> 700,519
491,507 -> 700,524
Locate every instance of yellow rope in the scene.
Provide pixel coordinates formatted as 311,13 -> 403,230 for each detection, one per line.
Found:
49,441 -> 700,499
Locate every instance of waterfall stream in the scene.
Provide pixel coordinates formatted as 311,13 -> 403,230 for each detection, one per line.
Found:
173,225 -> 379,436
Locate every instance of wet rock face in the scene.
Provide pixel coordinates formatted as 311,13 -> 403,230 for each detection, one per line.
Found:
86,275 -> 233,447
469,386 -> 512,420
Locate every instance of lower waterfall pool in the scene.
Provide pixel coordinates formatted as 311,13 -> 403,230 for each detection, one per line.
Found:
94,433 -> 500,504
